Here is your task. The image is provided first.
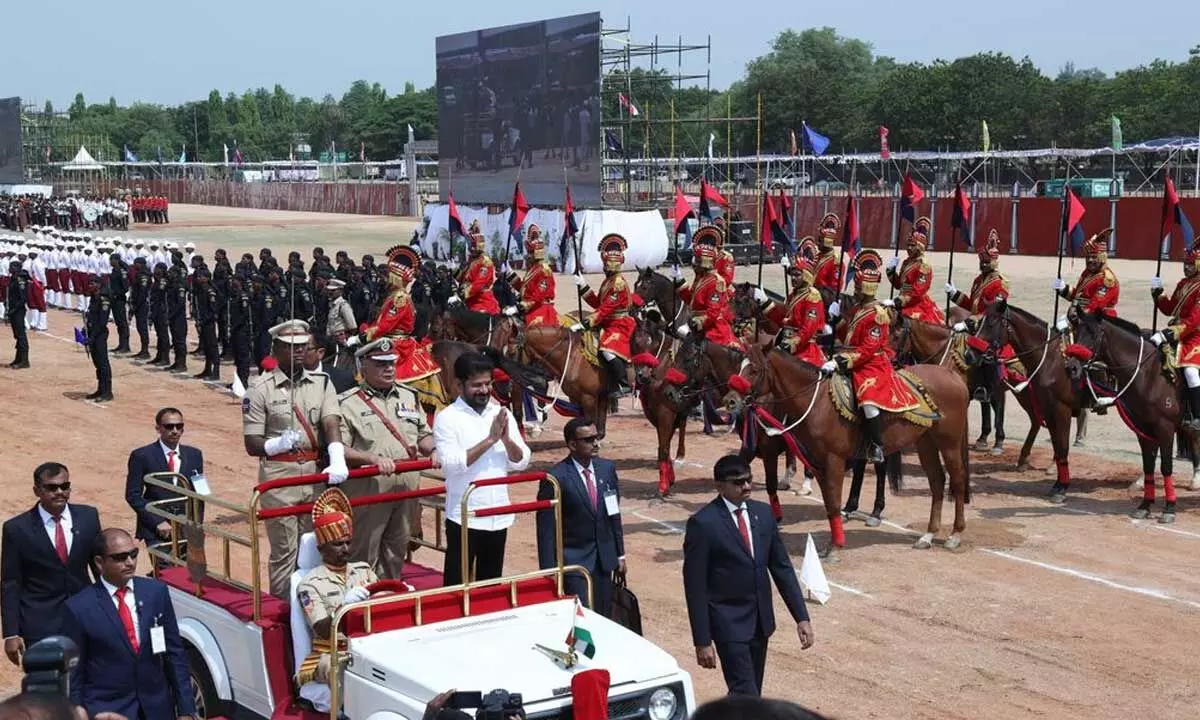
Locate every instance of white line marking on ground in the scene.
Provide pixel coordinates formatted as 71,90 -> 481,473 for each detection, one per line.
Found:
825,580 -> 872,598
982,549 -> 1200,611
1130,519 -> 1200,540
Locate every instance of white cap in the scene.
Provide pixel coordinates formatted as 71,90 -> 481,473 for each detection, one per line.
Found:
184,242 -> 196,250
269,319 -> 311,345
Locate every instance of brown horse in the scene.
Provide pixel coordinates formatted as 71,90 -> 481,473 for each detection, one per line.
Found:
974,299 -> 1082,501
630,317 -> 693,497
1064,312 -> 1200,522
720,343 -> 971,560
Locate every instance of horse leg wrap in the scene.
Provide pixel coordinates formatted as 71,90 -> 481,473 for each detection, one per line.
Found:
1055,458 -> 1070,486
1143,472 -> 1156,502
1164,474 -> 1178,504
657,459 -> 671,495
829,514 -> 846,547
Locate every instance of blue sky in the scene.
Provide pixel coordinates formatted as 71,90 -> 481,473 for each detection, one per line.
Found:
5,0 -> 1198,109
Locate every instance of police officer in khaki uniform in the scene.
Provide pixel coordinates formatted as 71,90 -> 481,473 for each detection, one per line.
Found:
243,319 -> 350,598
325,279 -> 358,347
337,337 -> 437,579
295,488 -> 379,690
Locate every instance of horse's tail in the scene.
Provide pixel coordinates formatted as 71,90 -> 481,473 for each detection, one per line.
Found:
887,451 -> 902,493
479,345 -> 550,396
961,420 -> 972,504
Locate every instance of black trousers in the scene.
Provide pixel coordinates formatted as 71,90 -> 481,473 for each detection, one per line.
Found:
564,566 -> 613,618
153,313 -> 170,357
134,306 -> 150,350
199,321 -> 219,373
715,634 -> 769,696
231,329 -> 252,387
111,300 -> 130,349
217,305 -> 229,354
169,316 -> 187,360
442,520 -> 506,586
10,310 -> 27,356
89,333 -> 111,386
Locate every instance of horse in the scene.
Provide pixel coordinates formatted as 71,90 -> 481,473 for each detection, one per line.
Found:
719,342 -> 971,560
634,267 -> 690,331
1064,312 -> 1200,521
630,317 -> 694,497
973,299 -> 1083,502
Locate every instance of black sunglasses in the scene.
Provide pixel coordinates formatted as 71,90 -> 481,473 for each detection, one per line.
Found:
39,481 -> 71,493
159,423 -> 184,431
573,435 -> 601,444
722,476 -> 754,486
107,548 -> 139,563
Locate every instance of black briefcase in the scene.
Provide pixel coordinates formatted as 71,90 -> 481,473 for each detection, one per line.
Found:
609,573 -> 643,636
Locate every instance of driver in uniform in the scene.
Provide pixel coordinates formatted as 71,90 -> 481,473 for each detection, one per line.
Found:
296,488 -> 379,688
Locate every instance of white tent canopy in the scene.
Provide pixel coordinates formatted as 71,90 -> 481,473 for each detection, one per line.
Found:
62,146 -> 103,171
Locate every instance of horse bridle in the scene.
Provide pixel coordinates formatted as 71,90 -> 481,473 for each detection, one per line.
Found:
1071,317 -> 1154,406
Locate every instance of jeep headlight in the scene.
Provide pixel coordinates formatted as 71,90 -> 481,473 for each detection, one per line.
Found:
647,687 -> 678,720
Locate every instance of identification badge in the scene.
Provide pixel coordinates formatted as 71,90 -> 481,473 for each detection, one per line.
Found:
603,491 -> 620,517
150,624 -> 166,654
191,473 -> 211,496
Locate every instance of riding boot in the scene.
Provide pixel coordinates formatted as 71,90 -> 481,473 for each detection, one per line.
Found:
607,356 -> 630,397
863,413 -> 886,463
1187,386 -> 1200,430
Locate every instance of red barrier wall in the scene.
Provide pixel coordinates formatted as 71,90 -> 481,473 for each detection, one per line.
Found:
56,179 -> 411,217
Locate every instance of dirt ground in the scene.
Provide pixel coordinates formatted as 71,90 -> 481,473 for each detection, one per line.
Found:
2,205 -> 1199,719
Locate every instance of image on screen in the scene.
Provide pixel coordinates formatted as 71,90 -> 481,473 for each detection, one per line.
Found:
436,12 -> 601,207
0,97 -> 23,185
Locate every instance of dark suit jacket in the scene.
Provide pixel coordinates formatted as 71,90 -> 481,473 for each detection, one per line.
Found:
125,442 -> 204,542
537,457 -> 625,574
64,577 -> 196,720
319,362 -> 356,393
1,503 -> 101,643
682,497 -> 808,647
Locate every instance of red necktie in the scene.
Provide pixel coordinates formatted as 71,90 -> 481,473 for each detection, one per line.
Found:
168,450 -> 177,473
582,467 -> 597,509
735,507 -> 753,557
53,516 -> 68,564
114,587 -> 139,652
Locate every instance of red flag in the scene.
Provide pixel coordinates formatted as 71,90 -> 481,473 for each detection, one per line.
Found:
447,192 -> 465,238
699,179 -> 727,220
761,192 -> 780,252
900,173 -> 924,222
673,184 -> 694,235
1164,175 -> 1182,238
1065,186 -> 1086,235
508,182 -> 530,238
879,126 -> 891,160
950,180 -> 972,246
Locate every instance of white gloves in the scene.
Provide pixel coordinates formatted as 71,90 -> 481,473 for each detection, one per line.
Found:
886,256 -> 900,271
343,586 -> 370,604
820,360 -> 837,374
569,323 -> 584,332
1055,315 -> 1068,332
323,442 -> 349,485
780,256 -> 791,269
1052,278 -> 1066,291
952,322 -> 967,333
263,430 -> 302,457
502,305 -> 518,316
500,262 -> 510,275
1151,277 -> 1164,291
1150,332 -> 1166,347
346,335 -> 361,347
828,301 -> 840,318
881,298 -> 895,308
670,265 -> 683,280
447,295 -> 461,305
676,324 -> 691,337
820,324 -> 833,336
573,274 -> 586,288
945,283 -> 958,297
753,287 -> 768,303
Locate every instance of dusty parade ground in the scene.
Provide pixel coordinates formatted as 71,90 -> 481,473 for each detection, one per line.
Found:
3,204 -> 1200,719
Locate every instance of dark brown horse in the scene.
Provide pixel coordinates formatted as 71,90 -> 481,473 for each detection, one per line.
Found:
1064,312 -> 1200,522
634,267 -> 691,332
722,343 -> 971,560
974,299 -> 1082,501
630,317 -> 693,497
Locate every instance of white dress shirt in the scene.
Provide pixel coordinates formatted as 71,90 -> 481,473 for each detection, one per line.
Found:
99,577 -> 140,636
721,496 -> 754,557
37,503 -> 73,554
434,397 -> 531,531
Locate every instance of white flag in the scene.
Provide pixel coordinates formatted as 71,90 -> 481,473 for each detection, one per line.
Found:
707,132 -> 715,159
798,533 -> 831,605
230,373 -> 246,399
223,143 -> 229,165
407,124 -> 415,144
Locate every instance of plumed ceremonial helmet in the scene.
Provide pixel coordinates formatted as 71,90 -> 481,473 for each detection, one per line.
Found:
312,488 -> 354,546
818,213 -> 841,249
909,217 -> 932,251
691,226 -> 723,270
852,249 -> 884,296
599,233 -> 627,273
524,223 -> 545,259
1084,228 -> 1113,264
386,244 -> 421,286
979,229 -> 1001,267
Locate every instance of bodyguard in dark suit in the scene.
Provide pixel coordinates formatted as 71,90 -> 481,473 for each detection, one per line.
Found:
2,462 -> 101,665
537,418 -> 625,617
683,455 -> 814,696
63,528 -> 195,720
306,332 -> 356,393
126,407 -> 205,546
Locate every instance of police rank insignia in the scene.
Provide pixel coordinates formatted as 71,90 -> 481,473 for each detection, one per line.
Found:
380,339 -> 393,352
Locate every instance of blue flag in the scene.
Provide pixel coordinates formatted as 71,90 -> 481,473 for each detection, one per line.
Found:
802,123 -> 830,156
123,145 -> 138,162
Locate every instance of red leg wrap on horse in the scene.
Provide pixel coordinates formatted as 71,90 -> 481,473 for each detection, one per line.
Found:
657,460 -> 671,495
1164,474 -> 1177,503
669,461 -> 677,486
1055,459 -> 1070,485
1143,473 -> 1156,501
829,514 -> 846,547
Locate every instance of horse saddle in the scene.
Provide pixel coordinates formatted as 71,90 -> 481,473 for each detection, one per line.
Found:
405,373 -> 449,414
829,370 -> 942,429
559,315 -> 602,368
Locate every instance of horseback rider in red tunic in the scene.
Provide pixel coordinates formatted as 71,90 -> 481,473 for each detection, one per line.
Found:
1054,229 -> 1119,318
360,245 -> 440,382
821,249 -> 918,462
760,238 -> 827,365
576,233 -> 636,397
947,229 -> 1024,387
677,227 -> 743,350
504,223 -> 558,327
1150,247 -> 1200,429
453,221 -> 501,314
884,216 -> 944,324
710,222 -> 737,289
813,212 -> 847,317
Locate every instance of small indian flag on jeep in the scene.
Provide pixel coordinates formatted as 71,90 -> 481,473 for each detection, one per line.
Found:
566,598 -> 596,658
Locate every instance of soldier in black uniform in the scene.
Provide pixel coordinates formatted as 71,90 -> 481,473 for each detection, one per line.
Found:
6,261 -> 30,368
228,273 -> 255,388
85,279 -> 113,401
213,250 -> 233,360
236,252 -> 257,278
193,268 -> 220,380
108,253 -> 132,354
149,263 -> 171,365
253,273 -> 277,362
289,264 -> 314,324
165,265 -> 189,373
129,258 -> 152,359
311,267 -> 332,337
